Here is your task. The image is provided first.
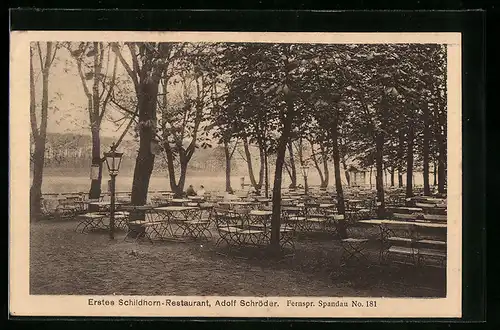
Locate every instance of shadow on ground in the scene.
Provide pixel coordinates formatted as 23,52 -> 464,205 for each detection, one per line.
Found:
30,220 -> 445,297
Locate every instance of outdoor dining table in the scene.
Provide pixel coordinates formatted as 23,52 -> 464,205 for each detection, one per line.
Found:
359,219 -> 446,244
359,219 -> 447,260
169,198 -> 191,206
75,213 -> 108,233
188,196 -> 206,201
359,219 -> 446,228
88,201 -> 125,211
218,201 -> 254,209
392,206 -> 424,212
319,203 -> 336,209
249,210 -> 273,216
153,206 -> 202,239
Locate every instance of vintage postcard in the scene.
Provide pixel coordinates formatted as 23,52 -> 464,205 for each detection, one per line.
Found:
10,31 -> 461,318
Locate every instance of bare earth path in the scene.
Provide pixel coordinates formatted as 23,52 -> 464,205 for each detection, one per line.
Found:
30,220 -> 445,297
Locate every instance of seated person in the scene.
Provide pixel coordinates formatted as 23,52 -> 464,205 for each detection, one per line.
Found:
247,186 -> 256,195
186,185 -> 197,196
197,185 -> 206,197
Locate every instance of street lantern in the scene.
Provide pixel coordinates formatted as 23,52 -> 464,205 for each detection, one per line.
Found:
104,143 -> 123,176
300,164 -> 310,195
103,142 -> 123,240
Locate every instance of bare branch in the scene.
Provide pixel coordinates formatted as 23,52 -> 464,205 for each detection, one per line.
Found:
126,43 -> 142,82
110,96 -> 139,119
111,42 -> 139,90
36,42 -> 44,69
29,45 -> 39,140
99,51 -> 118,125
48,43 -> 58,67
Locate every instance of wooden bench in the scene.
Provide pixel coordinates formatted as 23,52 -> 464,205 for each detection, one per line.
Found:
387,246 -> 446,267
393,213 -> 418,220
422,214 -> 447,222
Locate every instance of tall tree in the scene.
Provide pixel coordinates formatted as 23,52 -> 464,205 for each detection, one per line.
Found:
285,141 -> 298,188
30,42 -> 58,221
111,42 -> 173,215
67,42 -> 118,201
308,139 -> 330,188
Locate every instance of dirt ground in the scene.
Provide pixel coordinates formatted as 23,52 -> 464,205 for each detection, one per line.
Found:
30,220 -> 446,297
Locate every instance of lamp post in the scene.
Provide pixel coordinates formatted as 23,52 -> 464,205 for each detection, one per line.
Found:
104,142 -> 123,240
301,164 -> 310,195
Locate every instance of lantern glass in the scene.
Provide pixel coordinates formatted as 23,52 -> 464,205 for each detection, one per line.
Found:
104,145 -> 123,175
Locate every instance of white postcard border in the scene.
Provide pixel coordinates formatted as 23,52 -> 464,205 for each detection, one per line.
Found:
9,31 -> 462,318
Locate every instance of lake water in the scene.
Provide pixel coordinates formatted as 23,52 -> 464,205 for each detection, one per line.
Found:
41,171 -> 427,194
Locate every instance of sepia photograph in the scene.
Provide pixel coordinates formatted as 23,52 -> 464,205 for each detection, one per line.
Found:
10,31 -> 462,318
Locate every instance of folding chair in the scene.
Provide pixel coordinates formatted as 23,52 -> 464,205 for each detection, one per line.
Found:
281,207 -> 307,232
123,208 -> 162,243
340,237 -> 370,267
183,208 -> 212,240
230,209 -> 264,247
75,213 -> 107,233
213,208 -> 242,249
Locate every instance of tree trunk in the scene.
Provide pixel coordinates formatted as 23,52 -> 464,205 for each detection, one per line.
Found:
30,142 -> 45,221
310,141 -> 325,188
164,147 -> 189,197
270,96 -> 294,251
177,159 -> 188,195
260,143 -> 266,195
437,125 -> 446,194
89,42 -> 103,202
390,167 -> 395,186
264,147 -> 269,197
375,132 -> 385,218
341,156 -> 350,186
243,138 -> 263,191
437,146 -> 446,193
398,129 -> 404,188
435,95 -> 447,194
331,122 -> 347,238
406,124 -> 414,198
270,130 -> 291,250
224,140 -> 232,192
433,161 -> 438,186
321,147 -> 330,188
30,42 -> 53,221
422,102 -> 431,195
369,166 -> 373,189
130,78 -> 160,220
88,126 -> 102,201
287,142 -> 297,188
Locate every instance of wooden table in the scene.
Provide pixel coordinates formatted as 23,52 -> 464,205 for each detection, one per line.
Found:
153,206 -> 201,238
359,219 -> 447,260
392,207 -> 424,212
218,201 -> 254,209
359,219 -> 446,229
88,201 -> 125,211
249,210 -> 272,216
170,198 -> 191,206
319,203 -> 336,208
